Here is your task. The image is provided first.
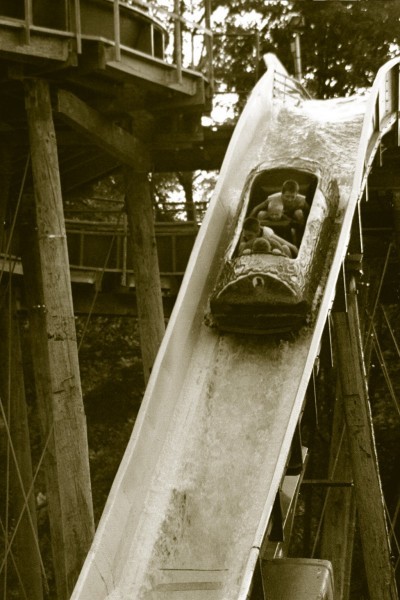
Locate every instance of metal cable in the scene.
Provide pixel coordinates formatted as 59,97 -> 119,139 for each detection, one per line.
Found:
0,394 -> 50,592
0,518 -> 29,600
363,241 -> 393,350
383,496 -> 400,573
77,210 -> 125,352
371,322 -> 400,419
2,284 -> 11,600
381,305 -> 400,360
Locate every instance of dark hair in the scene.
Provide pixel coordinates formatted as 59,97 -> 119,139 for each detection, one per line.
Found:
282,179 -> 299,194
243,217 -> 260,233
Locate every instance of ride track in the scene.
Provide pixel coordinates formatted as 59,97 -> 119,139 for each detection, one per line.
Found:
71,54 -> 400,600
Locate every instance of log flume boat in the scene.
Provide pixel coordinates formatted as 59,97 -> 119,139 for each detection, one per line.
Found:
71,54 -> 400,600
208,158 -> 340,334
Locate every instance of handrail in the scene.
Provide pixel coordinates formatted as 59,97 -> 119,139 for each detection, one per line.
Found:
74,0 -> 82,52
64,219 -> 200,230
259,52 -> 310,104
1,222 -> 197,285
65,216 -> 199,284
24,0 -> 32,43
273,68 -> 311,101
63,200 -> 209,224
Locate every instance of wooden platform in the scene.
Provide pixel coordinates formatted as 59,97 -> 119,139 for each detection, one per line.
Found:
0,0 -> 217,193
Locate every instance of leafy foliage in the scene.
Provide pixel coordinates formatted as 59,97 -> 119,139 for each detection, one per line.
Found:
290,0 -> 400,97
210,0 -> 400,99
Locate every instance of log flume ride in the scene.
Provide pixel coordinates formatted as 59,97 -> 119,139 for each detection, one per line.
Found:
71,54 -> 400,599
207,157 -> 340,334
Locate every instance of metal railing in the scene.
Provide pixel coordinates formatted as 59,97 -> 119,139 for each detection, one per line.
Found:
1,204 -> 205,292
273,68 -> 311,101
65,213 -> 200,288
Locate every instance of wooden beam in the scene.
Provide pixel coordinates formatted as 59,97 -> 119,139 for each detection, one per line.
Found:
22,79 -> 94,600
333,278 -> 398,600
124,169 -> 165,383
320,385 -> 356,600
100,45 -> 202,97
0,27 -> 72,62
55,89 -> 151,171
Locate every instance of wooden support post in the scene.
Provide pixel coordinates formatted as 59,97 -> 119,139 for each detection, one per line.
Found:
204,0 -> 214,91
124,169 -> 165,383
173,0 -> 182,83
22,79 -> 94,600
392,191 -> 400,263
0,288 -> 43,600
0,142 -> 15,253
56,82 -> 165,385
333,278 -> 398,600
320,385 -> 356,600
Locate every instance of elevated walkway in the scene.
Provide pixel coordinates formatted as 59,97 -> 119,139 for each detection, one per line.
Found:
0,0 -> 208,100
0,0 -> 214,191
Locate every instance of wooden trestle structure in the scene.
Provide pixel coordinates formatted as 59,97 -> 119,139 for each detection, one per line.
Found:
0,3 -> 399,600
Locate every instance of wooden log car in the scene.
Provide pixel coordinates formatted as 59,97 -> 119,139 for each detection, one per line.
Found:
208,160 -> 340,334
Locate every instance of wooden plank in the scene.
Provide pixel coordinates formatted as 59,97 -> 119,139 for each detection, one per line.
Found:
22,79 -> 95,600
0,24 -> 72,62
108,59 -> 197,96
320,385 -> 356,600
55,88 -> 150,171
155,568 -> 225,597
102,51 -> 201,97
333,278 -> 398,600
156,582 -> 222,591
